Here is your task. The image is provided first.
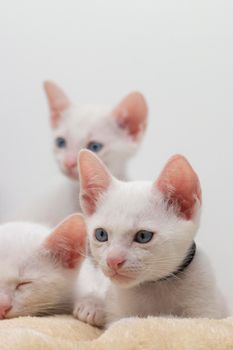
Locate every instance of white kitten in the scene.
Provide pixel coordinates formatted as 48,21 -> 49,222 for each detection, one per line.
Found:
11,82 -> 148,227
45,81 -> 148,182
78,150 -> 227,324
0,214 -> 86,318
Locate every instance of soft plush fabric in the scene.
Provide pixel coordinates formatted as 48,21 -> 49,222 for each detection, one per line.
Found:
0,315 -> 232,350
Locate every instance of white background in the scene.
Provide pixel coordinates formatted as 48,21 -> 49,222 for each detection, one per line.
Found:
0,1 -> 232,312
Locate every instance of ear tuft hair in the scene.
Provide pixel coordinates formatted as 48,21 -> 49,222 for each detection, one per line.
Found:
113,92 -> 148,140
155,155 -> 201,220
78,150 -> 112,215
44,214 -> 86,269
44,81 -> 70,128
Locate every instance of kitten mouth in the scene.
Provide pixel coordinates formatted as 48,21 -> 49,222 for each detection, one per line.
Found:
69,173 -> 79,180
64,169 -> 79,180
107,270 -> 135,283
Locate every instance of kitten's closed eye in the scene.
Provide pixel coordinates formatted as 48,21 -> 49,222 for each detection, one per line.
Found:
134,230 -> 154,244
16,281 -> 32,290
55,137 -> 66,148
87,141 -> 103,153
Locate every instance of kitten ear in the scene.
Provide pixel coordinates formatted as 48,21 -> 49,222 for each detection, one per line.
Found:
113,92 -> 148,140
44,214 -> 86,269
43,81 -> 70,128
155,155 -> 202,220
78,150 -> 112,215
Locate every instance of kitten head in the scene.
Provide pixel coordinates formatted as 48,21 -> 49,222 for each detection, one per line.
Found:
44,81 -> 148,180
0,214 -> 86,319
78,150 -> 201,288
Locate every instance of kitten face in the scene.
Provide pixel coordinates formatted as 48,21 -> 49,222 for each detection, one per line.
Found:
78,151 -> 201,288
44,81 -> 148,180
0,215 -> 86,319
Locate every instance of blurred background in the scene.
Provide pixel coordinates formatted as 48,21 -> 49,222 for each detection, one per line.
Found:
0,0 -> 232,311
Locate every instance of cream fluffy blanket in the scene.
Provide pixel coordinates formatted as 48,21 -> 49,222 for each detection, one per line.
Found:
0,315 -> 232,350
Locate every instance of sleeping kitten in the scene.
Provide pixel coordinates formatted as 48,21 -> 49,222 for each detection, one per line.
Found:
7,82 -> 147,227
0,214 -> 86,318
78,150 -> 226,324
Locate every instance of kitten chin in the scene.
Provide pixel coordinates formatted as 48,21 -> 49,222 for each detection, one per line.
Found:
108,274 -> 138,288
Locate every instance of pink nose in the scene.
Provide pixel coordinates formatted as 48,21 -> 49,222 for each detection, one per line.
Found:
0,304 -> 12,319
107,256 -> 126,270
64,159 -> 77,170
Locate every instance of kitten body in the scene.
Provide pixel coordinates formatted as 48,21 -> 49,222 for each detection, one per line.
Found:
106,249 -> 225,322
78,150 -> 227,324
10,82 -> 147,227
74,256 -> 110,326
0,215 -> 86,318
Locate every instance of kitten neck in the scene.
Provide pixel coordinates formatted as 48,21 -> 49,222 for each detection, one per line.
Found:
151,242 -> 196,283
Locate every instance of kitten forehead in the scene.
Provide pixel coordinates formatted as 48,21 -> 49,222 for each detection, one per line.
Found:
0,265 -> 19,285
54,104 -> 139,170
54,104 -> 122,147
0,223 -> 49,264
87,180 -> 174,234
57,104 -> 111,131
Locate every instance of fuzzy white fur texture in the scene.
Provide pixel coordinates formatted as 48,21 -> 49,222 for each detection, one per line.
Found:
78,150 -> 227,325
74,257 -> 110,327
0,221 -> 75,318
0,219 -> 109,325
8,82 -> 148,227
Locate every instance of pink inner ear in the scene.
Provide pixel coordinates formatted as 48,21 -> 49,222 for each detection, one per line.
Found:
156,155 -> 201,220
44,81 -> 70,128
44,214 -> 86,269
78,150 -> 112,215
113,92 -> 148,140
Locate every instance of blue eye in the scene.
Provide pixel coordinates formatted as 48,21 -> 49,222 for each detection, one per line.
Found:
87,141 -> 103,153
55,137 -> 66,148
95,228 -> 108,242
134,230 -> 154,244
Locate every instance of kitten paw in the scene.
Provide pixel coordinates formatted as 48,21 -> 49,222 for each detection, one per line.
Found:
73,296 -> 105,327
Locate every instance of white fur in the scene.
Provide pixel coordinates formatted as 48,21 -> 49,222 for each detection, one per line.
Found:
0,221 -> 109,324
0,222 -> 77,318
10,103 -> 144,227
74,257 -> 110,326
84,178 -> 227,324
54,104 -> 139,180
